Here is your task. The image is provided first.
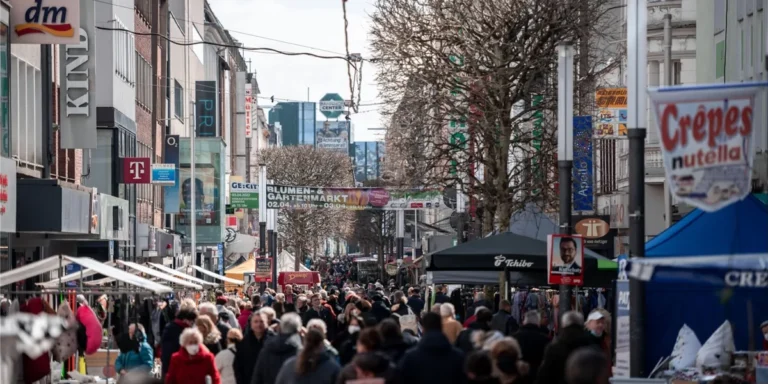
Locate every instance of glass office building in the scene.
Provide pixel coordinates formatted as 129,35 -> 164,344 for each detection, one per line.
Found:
354,141 -> 385,182
267,102 -> 316,146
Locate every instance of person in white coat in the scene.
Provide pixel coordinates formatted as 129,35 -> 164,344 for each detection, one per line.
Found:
215,328 -> 243,384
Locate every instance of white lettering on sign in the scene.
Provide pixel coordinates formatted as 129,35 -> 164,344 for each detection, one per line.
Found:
65,28 -> 89,116
493,255 -> 534,268
319,100 -> 344,111
245,84 -> 252,138
128,161 -> 146,180
724,271 -> 768,288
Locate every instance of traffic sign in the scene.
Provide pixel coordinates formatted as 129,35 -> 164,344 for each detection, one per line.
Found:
319,93 -> 345,119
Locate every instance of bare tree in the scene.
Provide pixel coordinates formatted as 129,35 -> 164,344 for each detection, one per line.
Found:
371,0 -> 619,232
259,147 -> 355,271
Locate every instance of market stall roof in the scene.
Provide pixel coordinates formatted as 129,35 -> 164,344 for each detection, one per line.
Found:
148,262 -> 218,287
187,265 -> 245,285
116,260 -> 204,290
278,250 -> 311,273
645,194 -> 768,257
226,258 -> 255,275
427,232 -> 608,271
0,256 -> 172,294
629,253 -> 768,286
36,262 -> 116,288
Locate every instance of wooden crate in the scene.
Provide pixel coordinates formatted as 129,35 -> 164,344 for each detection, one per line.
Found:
83,349 -> 119,377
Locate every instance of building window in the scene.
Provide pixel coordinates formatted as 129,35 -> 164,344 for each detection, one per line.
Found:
136,54 -> 152,111
174,80 -> 183,119
673,61 -> 682,85
11,55 -> 42,168
113,18 -> 135,86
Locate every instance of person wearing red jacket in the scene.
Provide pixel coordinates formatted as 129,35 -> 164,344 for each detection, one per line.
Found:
165,327 -> 221,384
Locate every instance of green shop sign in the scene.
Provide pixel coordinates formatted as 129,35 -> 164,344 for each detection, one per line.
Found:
230,182 -> 259,209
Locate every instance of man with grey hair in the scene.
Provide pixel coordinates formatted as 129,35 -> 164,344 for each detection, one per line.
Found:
534,311 -> 598,384
250,312 -> 303,384
512,310 -> 550,379
199,302 -> 230,343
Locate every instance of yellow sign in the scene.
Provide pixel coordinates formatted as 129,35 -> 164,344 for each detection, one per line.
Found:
595,88 -> 628,138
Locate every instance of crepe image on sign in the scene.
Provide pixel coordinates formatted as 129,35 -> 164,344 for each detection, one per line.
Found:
691,166 -> 750,200
673,175 -> 695,197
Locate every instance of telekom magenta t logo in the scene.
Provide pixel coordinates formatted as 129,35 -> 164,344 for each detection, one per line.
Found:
121,157 -> 150,184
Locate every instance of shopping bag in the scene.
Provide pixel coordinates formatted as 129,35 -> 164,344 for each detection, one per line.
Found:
669,324 -> 701,370
397,307 -> 418,334
696,320 -> 735,369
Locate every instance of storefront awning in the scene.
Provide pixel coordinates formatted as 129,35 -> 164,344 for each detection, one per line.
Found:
116,260 -> 203,290
147,262 -> 218,287
187,265 -> 245,285
36,262 -> 116,288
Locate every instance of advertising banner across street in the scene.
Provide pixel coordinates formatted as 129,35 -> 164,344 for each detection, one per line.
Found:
647,82 -> 764,212
265,185 -> 442,210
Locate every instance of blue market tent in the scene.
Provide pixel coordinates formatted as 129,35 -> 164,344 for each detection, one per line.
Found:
642,194 -> 768,373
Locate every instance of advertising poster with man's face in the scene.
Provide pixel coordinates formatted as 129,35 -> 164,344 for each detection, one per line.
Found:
547,234 -> 584,286
178,165 -> 219,226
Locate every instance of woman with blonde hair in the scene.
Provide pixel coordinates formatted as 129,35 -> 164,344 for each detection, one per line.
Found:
214,328 -> 243,384
195,316 -> 223,355
489,338 -> 529,384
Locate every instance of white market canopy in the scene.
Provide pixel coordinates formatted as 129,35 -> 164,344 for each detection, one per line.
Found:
0,256 -> 172,294
148,262 -> 218,287
277,250 -> 311,273
186,265 -> 244,285
37,262 -> 116,289
116,260 -> 204,290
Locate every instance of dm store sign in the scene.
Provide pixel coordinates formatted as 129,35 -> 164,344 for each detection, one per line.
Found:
11,0 -> 80,44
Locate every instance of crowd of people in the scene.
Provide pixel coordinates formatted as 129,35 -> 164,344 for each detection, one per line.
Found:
109,283 -> 617,384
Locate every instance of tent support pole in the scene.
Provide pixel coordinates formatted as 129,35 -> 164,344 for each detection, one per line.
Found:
558,160 -> 573,325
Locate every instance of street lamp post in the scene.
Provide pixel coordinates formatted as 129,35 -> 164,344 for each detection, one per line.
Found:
627,0 -> 648,376
557,42 -> 575,324
258,164 -> 267,257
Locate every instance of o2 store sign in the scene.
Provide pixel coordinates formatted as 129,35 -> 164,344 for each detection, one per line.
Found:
121,157 -> 151,184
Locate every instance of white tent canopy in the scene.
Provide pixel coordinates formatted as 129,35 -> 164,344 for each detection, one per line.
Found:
0,256 -> 172,294
185,265 -> 244,285
148,263 -> 218,287
37,262 -> 116,289
277,250 -> 310,273
116,260 -> 203,290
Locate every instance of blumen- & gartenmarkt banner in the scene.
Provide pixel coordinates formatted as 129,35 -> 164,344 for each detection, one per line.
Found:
265,185 -> 442,210
647,82 -> 764,212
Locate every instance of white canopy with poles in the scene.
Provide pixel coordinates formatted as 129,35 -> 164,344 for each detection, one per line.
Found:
0,256 -> 172,294
185,265 -> 245,285
36,262 -> 117,289
116,260 -> 204,290
147,262 -> 218,287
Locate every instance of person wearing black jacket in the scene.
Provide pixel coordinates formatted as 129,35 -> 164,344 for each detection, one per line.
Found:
370,294 -> 391,323
407,288 -> 425,316
302,293 -> 335,328
378,319 -> 416,365
456,307 -> 493,353
513,311 -> 550,384
235,311 -> 274,384
282,285 -> 298,313
397,312 -> 465,384
389,291 -> 411,318
251,312 -> 303,384
434,286 -> 450,304
159,300 -> 196,380
535,311 -> 600,384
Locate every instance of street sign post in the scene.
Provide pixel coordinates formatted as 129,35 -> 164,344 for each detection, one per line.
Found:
319,93 -> 345,119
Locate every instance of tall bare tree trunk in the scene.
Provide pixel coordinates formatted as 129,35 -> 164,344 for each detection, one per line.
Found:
294,240 -> 302,271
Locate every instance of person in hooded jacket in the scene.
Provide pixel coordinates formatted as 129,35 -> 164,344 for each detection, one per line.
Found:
161,299 -> 197,380
397,312 -> 465,384
215,294 -> 239,330
378,319 -> 415,365
370,293 -> 391,323
250,312 -> 303,384
534,311 -> 599,384
115,323 -> 153,375
234,311 -> 274,384
457,307 -> 493,353
275,328 -> 341,384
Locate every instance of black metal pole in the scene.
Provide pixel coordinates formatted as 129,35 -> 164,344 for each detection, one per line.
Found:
259,222 -> 266,256
41,45 -> 52,179
396,237 -> 404,286
270,231 -> 278,289
557,160 -> 573,323
629,128 -> 647,377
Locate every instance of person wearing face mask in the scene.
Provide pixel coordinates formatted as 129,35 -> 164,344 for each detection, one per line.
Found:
165,327 -> 221,384
161,299 -> 198,380
761,320 -> 768,351
338,313 -> 365,365
585,310 -> 611,360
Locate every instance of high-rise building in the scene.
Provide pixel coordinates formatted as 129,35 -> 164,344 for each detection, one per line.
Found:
268,102 -> 316,146
354,141 -> 386,182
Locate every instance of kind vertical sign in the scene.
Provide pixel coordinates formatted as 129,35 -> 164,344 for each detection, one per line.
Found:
648,83 -> 764,212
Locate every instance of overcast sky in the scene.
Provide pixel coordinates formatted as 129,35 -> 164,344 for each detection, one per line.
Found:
209,0 -> 384,142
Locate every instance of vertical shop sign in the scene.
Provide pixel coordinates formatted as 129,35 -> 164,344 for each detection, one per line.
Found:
572,116 -> 594,211
58,0 -> 96,149
196,81 -> 217,137
0,156 -> 16,232
217,243 -> 224,275
163,135 -> 180,213
595,88 -> 628,138
244,83 -> 252,138
615,276 -> 631,377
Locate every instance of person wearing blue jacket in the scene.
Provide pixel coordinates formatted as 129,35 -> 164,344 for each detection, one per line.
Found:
115,323 -> 154,374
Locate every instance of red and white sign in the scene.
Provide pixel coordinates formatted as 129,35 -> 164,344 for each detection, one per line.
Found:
226,215 -> 238,228
547,234 -> 584,286
0,157 -> 17,232
121,157 -> 151,184
648,83 -> 763,212
245,84 -> 253,138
